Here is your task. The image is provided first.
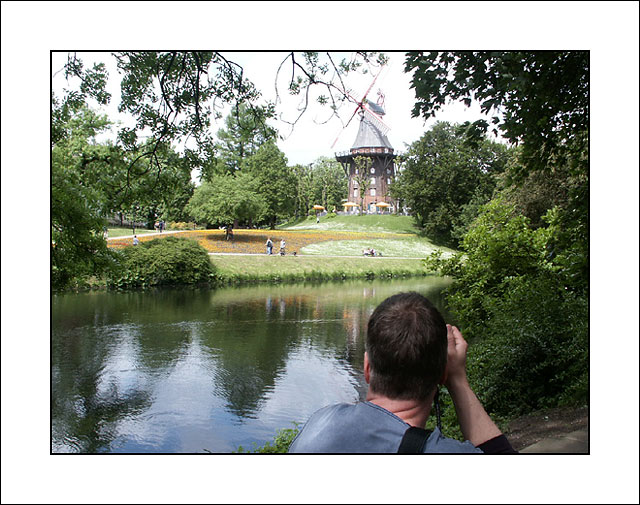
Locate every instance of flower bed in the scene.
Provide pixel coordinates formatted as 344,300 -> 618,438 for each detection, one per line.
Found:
107,229 -> 411,254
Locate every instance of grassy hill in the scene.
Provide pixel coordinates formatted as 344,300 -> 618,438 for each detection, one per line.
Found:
280,214 -> 419,234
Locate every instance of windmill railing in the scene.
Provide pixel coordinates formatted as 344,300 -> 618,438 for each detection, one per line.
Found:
335,147 -> 395,158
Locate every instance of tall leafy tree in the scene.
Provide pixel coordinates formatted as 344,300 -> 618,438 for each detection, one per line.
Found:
185,172 -> 266,233
392,122 -> 510,247
310,157 -> 348,211
291,163 -> 314,219
404,50 -> 589,290
352,156 -> 373,214
242,142 -> 297,228
405,51 -> 588,178
51,106 -> 116,289
202,104 -> 277,179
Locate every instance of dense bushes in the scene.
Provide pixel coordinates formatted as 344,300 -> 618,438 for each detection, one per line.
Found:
108,236 -> 216,289
426,198 -> 588,419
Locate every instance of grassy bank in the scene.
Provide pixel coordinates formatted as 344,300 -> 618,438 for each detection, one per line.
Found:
300,236 -> 455,258
280,214 -> 419,234
210,254 -> 431,284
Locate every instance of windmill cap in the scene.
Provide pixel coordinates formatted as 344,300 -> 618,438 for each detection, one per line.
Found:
366,100 -> 385,115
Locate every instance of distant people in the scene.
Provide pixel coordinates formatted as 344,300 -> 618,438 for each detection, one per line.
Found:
266,237 -> 274,255
280,239 -> 286,255
103,227 -> 109,240
133,235 -> 139,246
154,221 -> 160,232
160,220 -> 165,233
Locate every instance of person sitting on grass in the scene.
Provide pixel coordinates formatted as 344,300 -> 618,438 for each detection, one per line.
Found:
288,292 -> 517,454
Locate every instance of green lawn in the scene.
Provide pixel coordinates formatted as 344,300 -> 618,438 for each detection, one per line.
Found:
107,227 -> 157,238
210,254 -> 432,283
280,214 -> 419,234
300,236 -> 455,258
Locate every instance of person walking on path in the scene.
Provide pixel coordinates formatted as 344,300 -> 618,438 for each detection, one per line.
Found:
280,239 -> 286,256
266,237 -> 274,255
133,235 -> 139,246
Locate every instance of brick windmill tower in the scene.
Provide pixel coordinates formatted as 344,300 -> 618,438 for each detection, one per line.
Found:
334,70 -> 397,214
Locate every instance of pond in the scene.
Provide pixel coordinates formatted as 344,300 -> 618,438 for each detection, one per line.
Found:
51,276 -> 453,453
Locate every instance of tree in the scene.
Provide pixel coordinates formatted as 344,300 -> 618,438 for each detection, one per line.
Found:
310,157 -> 348,211
201,104 -> 277,179
404,51 -> 589,291
291,163 -> 314,219
51,106 -> 116,289
185,173 -> 266,235
352,156 -> 373,214
404,51 -> 588,178
242,142 -> 297,228
392,122 -> 510,247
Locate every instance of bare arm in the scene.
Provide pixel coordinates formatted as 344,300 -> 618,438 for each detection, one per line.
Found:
444,324 -> 502,447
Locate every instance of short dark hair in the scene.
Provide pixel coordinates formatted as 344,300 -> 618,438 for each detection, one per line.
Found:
366,292 -> 447,401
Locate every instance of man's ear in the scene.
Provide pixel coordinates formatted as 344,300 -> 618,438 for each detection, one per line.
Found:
364,352 -> 371,384
439,365 -> 448,385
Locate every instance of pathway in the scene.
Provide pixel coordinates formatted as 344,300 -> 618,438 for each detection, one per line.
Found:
519,430 -> 588,453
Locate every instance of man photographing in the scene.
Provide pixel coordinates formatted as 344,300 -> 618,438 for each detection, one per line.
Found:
288,292 -> 516,453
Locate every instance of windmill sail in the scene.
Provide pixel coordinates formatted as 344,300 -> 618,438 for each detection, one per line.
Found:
364,109 -> 390,136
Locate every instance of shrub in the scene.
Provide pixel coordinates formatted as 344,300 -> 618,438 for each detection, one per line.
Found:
466,273 -> 588,416
166,221 -> 199,230
108,236 -> 216,289
426,198 -> 588,419
235,423 -> 300,453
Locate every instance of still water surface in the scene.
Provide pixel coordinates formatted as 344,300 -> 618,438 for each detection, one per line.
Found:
52,277 -> 452,453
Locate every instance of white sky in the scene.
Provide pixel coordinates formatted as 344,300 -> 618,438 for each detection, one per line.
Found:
51,50 -> 494,169
2,2 -> 639,505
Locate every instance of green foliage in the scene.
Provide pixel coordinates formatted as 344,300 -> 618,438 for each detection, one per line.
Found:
186,172 -> 266,228
466,274 -> 588,415
392,122 -> 510,247
242,142 -> 297,228
352,156 -> 373,212
310,157 -> 348,211
51,106 -> 116,290
425,198 -> 588,416
166,221 -> 200,230
404,51 -> 588,179
235,423 -> 300,453
107,236 -> 216,289
202,103 -> 277,178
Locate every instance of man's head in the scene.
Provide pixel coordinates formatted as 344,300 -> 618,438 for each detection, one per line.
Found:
365,292 -> 447,401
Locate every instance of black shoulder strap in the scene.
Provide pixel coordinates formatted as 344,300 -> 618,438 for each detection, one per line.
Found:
397,426 -> 432,453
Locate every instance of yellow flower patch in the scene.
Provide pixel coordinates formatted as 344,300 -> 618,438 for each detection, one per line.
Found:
107,229 -> 411,254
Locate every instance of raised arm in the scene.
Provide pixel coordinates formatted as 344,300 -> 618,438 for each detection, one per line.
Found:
444,324 -> 503,447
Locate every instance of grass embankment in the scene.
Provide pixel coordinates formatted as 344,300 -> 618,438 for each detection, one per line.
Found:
281,214 -> 419,234
211,255 -> 431,284
106,215 -> 453,285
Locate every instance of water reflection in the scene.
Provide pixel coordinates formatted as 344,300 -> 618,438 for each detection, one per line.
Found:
52,276 -> 452,453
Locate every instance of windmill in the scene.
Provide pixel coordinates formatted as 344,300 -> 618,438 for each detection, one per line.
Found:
334,68 -> 397,215
331,67 -> 391,149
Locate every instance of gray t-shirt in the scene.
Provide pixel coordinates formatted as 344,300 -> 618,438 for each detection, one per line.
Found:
288,401 -> 482,453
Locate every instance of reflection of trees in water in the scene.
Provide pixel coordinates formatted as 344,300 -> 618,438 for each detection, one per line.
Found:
51,327 -> 152,453
206,301 -> 301,418
52,278 -> 453,450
